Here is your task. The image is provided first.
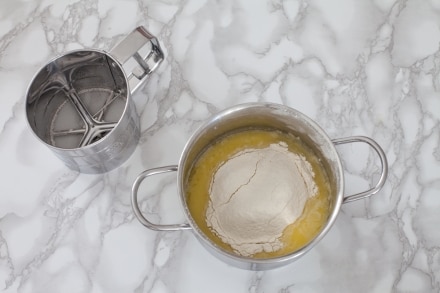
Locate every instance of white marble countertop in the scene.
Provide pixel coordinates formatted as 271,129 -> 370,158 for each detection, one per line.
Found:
1,0 -> 440,292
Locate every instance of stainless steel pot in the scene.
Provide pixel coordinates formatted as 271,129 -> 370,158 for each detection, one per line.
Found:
131,103 -> 388,270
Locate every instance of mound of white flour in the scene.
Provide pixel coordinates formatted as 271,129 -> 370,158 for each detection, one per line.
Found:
206,142 -> 317,257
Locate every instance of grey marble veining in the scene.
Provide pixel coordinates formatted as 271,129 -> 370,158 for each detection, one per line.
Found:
1,0 -> 440,292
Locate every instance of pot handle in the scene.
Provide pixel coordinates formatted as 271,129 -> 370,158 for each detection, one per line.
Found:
332,136 -> 388,204
131,165 -> 192,231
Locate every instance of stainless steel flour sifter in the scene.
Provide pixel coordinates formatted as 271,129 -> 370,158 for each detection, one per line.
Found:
25,27 -> 163,173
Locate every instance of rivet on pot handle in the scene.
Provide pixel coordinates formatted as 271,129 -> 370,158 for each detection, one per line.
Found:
332,136 -> 388,204
131,165 -> 192,231
110,26 -> 164,95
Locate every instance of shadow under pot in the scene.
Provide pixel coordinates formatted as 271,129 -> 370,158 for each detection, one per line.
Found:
131,103 -> 388,270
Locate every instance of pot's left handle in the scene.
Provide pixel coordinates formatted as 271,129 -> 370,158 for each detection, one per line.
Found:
131,165 -> 192,231
110,26 -> 164,94
332,136 -> 388,204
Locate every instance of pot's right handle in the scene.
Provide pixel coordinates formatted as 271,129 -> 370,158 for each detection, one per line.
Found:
131,165 -> 192,231
332,136 -> 388,204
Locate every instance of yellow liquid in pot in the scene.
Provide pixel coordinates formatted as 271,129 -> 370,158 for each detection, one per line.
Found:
186,129 -> 332,258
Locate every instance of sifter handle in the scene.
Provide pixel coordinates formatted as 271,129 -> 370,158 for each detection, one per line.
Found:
110,26 -> 164,94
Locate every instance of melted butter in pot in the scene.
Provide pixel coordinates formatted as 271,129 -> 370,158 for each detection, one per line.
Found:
186,129 -> 331,259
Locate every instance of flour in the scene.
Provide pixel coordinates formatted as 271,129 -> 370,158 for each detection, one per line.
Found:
205,142 -> 317,257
